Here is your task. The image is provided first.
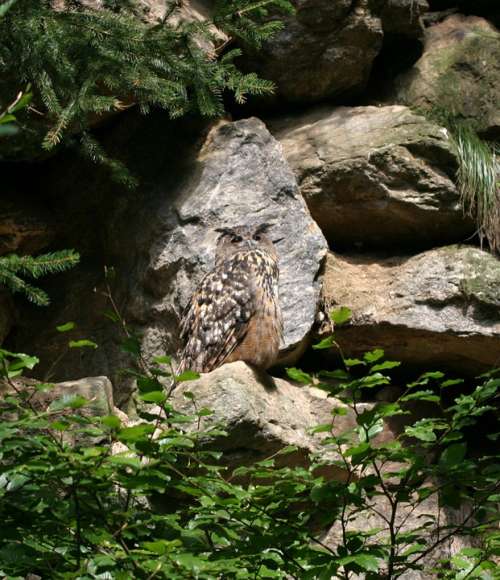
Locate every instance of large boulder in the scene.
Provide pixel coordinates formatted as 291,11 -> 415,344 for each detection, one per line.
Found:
171,361 -> 394,478
10,115 -> 327,405
133,117 -> 327,366
321,245 -> 500,374
379,0 -> 428,38
0,374 -> 121,416
395,15 -> 500,137
271,105 -> 473,250
241,0 -> 384,103
240,0 -> 430,104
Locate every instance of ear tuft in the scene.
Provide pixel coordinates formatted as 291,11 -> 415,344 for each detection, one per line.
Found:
254,223 -> 274,235
215,227 -> 234,237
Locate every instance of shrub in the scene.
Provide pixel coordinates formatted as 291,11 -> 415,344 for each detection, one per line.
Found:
0,313 -> 498,578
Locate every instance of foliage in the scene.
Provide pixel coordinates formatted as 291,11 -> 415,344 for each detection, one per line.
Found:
0,250 -> 80,306
452,123 -> 499,254
0,88 -> 32,138
0,0 -> 292,181
0,308 -> 499,578
421,106 -> 499,254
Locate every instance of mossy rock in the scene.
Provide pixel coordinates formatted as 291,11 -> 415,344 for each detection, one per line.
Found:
396,15 -> 500,137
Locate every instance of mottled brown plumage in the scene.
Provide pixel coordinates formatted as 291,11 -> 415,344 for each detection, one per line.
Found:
178,224 -> 283,373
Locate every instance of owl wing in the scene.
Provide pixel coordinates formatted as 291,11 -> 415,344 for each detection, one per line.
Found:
178,258 -> 255,373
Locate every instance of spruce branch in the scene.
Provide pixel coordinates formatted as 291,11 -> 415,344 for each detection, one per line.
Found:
0,249 -> 80,306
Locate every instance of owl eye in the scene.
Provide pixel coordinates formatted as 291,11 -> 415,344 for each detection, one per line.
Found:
231,236 -> 243,243
253,234 -> 261,241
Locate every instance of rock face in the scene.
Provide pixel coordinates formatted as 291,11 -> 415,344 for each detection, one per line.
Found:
10,116 -> 326,404
322,246 -> 500,374
272,105 -> 473,250
380,0 -> 428,38
133,118 -> 327,367
242,0 -> 384,103
171,361 -> 393,478
0,375 -> 118,417
395,15 -> 500,137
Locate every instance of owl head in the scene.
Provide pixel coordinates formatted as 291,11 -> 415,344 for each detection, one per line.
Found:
214,224 -> 277,265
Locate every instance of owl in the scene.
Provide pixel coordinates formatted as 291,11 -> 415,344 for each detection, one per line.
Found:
178,224 -> 283,374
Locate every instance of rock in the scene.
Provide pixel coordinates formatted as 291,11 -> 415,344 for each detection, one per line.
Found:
241,0 -> 384,103
395,15 -> 500,137
0,375 -> 117,416
321,246 -> 500,374
271,105 -> 473,250
10,115 -> 327,405
171,361 -> 394,477
323,490 -> 478,579
0,192 -> 56,256
133,117 -> 327,367
380,0 -> 429,38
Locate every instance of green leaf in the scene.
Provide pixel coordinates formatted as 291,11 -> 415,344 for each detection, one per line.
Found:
153,355 -> 172,365
439,442 -> 467,468
0,113 -> 16,124
176,370 -> 200,382
338,554 -> 379,572
69,339 -> 97,349
370,360 -> 400,372
9,91 -> 32,113
312,336 -> 337,350
286,367 -> 312,384
121,336 -> 141,356
56,321 -> 75,332
330,306 -> 352,326
311,423 -> 333,434
137,376 -> 163,393
344,358 -> 365,368
49,394 -> 88,411
118,424 -> 155,443
103,309 -> 120,322
364,349 -> 384,363
319,369 -> 350,380
140,391 -> 167,404
405,424 -> 437,442
101,415 -> 121,429
0,0 -> 19,18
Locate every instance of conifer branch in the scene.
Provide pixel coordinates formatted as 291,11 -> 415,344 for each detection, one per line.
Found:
0,250 -> 80,306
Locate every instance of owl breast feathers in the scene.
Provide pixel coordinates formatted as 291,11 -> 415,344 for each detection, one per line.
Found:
178,225 -> 283,373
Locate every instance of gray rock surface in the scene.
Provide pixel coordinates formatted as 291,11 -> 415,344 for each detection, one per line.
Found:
321,246 -> 500,373
171,361 -> 393,478
10,116 -> 326,405
133,118 -> 327,367
0,375 -> 120,417
241,0 -> 384,102
395,14 -> 500,137
324,490 -> 478,579
272,105 -> 473,249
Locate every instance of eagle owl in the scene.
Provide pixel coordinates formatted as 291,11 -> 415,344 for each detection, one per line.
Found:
178,224 -> 283,373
